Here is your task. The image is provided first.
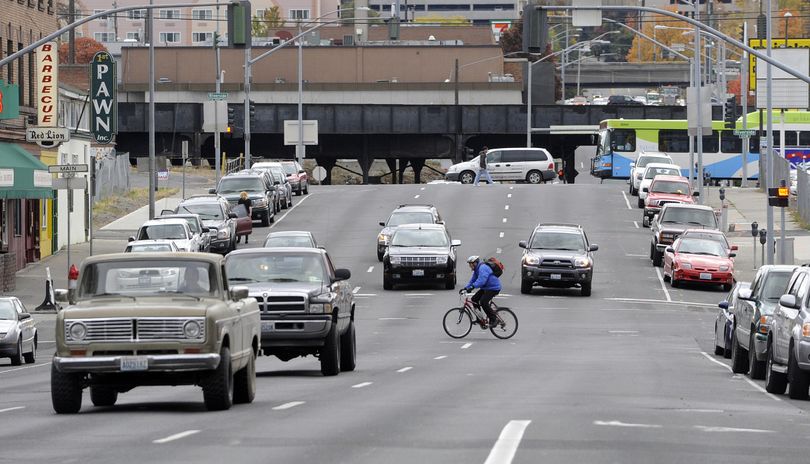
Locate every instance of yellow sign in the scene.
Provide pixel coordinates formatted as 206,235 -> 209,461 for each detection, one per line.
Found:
778,187 -> 789,197
749,38 -> 810,91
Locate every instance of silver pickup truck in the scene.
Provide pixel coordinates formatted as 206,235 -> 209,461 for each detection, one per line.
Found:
225,247 -> 355,376
51,253 -> 260,413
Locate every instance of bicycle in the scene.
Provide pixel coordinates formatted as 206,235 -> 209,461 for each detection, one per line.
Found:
443,291 -> 518,339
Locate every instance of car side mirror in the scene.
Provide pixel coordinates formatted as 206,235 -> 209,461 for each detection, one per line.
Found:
298,169 -> 306,174
519,240 -> 528,249
55,289 -> 69,303
19,312 -> 31,320
692,191 -> 700,197
642,187 -> 649,193
630,162 -> 635,168
665,246 -> 675,253
731,245 -> 738,251
228,212 -> 237,219
589,244 -> 599,252
652,214 -> 659,224
202,227 -> 210,233
230,285 -> 249,301
729,253 -> 736,258
128,236 -> 135,242
208,188 -> 217,194
379,221 -> 386,227
451,239 -> 462,247
738,288 -> 753,300
780,294 -> 799,309
718,300 -> 729,310
160,209 -> 175,216
334,268 -> 351,281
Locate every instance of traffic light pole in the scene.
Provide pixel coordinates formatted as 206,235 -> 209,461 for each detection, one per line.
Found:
214,0 -> 222,183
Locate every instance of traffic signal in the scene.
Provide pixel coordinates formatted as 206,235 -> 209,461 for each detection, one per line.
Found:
227,1 -> 251,47
248,100 -> 256,124
227,105 -> 235,132
723,95 -> 738,129
768,186 -> 789,207
523,4 -> 548,54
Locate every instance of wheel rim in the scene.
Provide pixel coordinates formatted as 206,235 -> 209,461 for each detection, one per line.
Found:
490,309 -> 518,339
443,308 -> 471,338
461,172 -> 474,184
528,172 -> 541,184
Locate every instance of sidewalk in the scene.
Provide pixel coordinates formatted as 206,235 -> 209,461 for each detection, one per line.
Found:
703,185 -> 810,282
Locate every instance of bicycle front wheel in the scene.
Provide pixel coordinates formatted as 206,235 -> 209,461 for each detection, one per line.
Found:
490,308 -> 518,339
443,308 -> 472,339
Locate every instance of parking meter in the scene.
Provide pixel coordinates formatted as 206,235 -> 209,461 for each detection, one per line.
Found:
751,221 -> 759,237
719,187 -> 726,202
759,229 -> 768,267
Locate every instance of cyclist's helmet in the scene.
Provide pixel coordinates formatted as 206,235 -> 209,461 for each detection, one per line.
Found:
466,255 -> 480,264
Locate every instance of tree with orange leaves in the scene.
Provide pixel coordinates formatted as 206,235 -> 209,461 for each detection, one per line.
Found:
625,7 -> 694,62
58,37 -> 108,64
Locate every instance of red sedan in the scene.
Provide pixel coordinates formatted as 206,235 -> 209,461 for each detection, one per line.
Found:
663,237 -> 735,291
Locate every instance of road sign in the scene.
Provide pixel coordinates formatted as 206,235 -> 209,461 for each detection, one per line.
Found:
0,82 -> 20,120
26,127 -> 70,145
734,129 -> 757,138
283,120 -> 319,145
157,170 -> 169,180
48,164 -> 88,174
208,92 -> 228,101
53,177 -> 87,190
312,166 -> 327,182
90,51 -> 117,144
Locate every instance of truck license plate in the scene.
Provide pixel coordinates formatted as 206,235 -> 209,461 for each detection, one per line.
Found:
120,356 -> 148,372
550,274 -> 562,280
261,322 -> 274,332
412,269 -> 425,277
700,272 -> 712,280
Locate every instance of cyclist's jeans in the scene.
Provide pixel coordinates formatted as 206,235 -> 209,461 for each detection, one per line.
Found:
472,289 -> 499,320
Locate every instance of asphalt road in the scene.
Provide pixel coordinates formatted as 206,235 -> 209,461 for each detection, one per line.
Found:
3,180 -> 810,463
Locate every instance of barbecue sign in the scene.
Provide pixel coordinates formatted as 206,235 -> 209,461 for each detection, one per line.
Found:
90,51 -> 117,144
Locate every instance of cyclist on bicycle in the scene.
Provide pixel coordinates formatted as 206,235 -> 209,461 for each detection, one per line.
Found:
460,256 -> 501,326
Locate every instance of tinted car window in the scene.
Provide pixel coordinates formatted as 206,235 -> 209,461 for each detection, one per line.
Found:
501,152 -> 524,163
390,229 -> 448,247
179,203 -> 224,220
644,167 -> 680,179
138,224 -> 186,240
662,208 -> 716,227
219,177 -> 265,194
226,253 -> 327,284
388,212 -> 434,226
659,130 -> 690,152
762,271 -> 793,301
613,130 -> 636,151
529,232 -> 585,251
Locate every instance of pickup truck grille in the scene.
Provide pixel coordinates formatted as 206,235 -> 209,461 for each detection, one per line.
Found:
254,295 -> 307,313
65,317 -> 206,342
540,259 -> 573,268
399,256 -> 440,267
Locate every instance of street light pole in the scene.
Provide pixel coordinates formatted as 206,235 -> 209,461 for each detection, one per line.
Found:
766,0 -> 775,264
147,0 -> 156,219
297,22 -> 304,166
214,0 -> 222,181
784,11 -> 792,45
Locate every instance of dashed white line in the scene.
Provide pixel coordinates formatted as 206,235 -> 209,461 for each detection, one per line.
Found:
420,187 -> 425,191
507,193 -> 512,198
655,268 -> 672,302
484,420 -> 531,464
620,190 -> 633,210
502,218 -> 508,223
694,425 -> 774,433
379,317 -> 409,320
405,293 -> 433,297
608,330 -> 639,334
273,401 -> 305,410
397,367 -> 413,373
352,286 -> 361,294
461,343 -> 472,349
414,194 -> 420,199
594,420 -> 662,429
625,254 -> 647,257
499,232 -> 504,238
633,221 -> 640,229
434,355 -> 447,360
352,382 -> 373,389
509,186 -> 514,190
580,161 -> 584,169
355,293 -> 377,297
504,205 -> 510,210
367,266 -> 374,273
699,352 -> 782,402
0,362 -> 51,375
496,248 -> 502,254
605,297 -> 716,308
0,406 -> 25,414
153,430 -> 201,444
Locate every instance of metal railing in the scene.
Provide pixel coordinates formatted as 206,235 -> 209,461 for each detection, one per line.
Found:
225,157 -> 243,175
772,154 -> 791,192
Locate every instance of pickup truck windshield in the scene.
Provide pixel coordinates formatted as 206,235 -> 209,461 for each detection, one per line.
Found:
390,229 -> 448,247
79,260 -> 218,298
662,208 -> 716,227
219,178 -> 264,194
651,181 -> 690,195
530,232 -> 585,251
388,212 -> 434,226
226,253 -> 327,283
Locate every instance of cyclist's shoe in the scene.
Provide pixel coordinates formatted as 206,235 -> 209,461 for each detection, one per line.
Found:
488,317 -> 498,327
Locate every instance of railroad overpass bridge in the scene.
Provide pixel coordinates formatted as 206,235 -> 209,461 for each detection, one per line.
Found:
567,62 -> 693,88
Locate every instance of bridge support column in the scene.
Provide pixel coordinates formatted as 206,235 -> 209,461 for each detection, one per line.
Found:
386,159 -> 398,184
398,160 -> 410,184
358,152 -> 374,185
410,159 -> 425,184
316,157 -> 336,185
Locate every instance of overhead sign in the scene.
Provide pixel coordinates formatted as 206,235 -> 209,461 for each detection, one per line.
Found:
36,42 -> 58,127
48,164 -> 89,174
0,82 -> 20,120
753,48 -> 809,110
283,120 -> 319,146
90,51 -> 117,144
734,129 -> 757,137
26,127 -> 70,145
208,92 -> 228,101
572,0 -> 602,27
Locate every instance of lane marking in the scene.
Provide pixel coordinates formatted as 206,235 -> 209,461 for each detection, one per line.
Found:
608,330 -> 639,334
699,352 -> 782,402
0,406 -> 25,413
405,293 -> 434,297
379,317 -> 409,320
498,293 -> 513,297
0,362 -> 51,375
625,254 -> 647,257
352,382 -> 373,389
484,420 -> 531,464
605,297 -> 716,308
414,195 -> 420,199
273,401 -> 305,410
367,266 -> 374,273
269,194 -> 313,228
153,430 -> 201,444
633,221 -> 640,229
355,293 -> 377,297
502,218 -> 508,223
694,425 -> 774,433
580,161 -> 584,169
397,367 -> 413,373
496,248 -> 502,254
671,408 -> 724,413
352,286 -> 361,294
507,194 -> 512,198
594,420 -> 662,429
499,232 -> 504,238
655,268 -> 672,302
504,205 -> 510,210
434,355 -> 447,360
600,308 -> 640,311
509,186 -> 514,190
420,187 -> 425,191
620,191 -> 633,210
461,343 -> 472,349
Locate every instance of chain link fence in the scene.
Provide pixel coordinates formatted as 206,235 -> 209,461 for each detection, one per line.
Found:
92,148 -> 131,200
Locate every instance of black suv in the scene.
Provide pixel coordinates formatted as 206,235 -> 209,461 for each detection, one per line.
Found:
174,195 -> 238,254
519,223 -> 598,296
211,171 -> 276,226
383,224 -> 461,290
377,204 -> 443,261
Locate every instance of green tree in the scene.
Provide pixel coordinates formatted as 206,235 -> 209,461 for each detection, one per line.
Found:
252,6 -> 284,37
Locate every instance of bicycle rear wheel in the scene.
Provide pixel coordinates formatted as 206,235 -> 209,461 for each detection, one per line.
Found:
490,308 -> 518,339
443,308 -> 472,339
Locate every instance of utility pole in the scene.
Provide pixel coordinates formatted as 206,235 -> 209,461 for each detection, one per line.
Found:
68,0 -> 76,64
147,0 -> 156,219
741,21 -> 749,188
297,22 -> 304,166
766,0 -> 775,264
113,1 -> 119,40
214,0 -> 222,182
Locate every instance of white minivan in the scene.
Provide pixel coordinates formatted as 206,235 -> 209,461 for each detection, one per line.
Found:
445,147 -> 557,184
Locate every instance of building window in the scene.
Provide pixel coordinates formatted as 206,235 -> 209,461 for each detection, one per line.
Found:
255,8 -> 265,18
94,32 -> 115,42
289,9 -> 309,20
93,9 -> 109,20
192,32 -> 213,43
13,200 -> 21,237
126,32 -> 141,41
428,4 -> 471,11
159,32 -> 181,44
127,9 -> 146,20
159,9 -> 181,20
192,8 -> 212,20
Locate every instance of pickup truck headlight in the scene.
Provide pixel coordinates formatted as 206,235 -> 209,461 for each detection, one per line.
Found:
68,322 -> 87,341
310,293 -> 335,313
636,173 -> 643,180
647,199 -> 658,207
183,320 -> 202,339
389,256 -> 401,264
574,257 -> 591,268
377,233 -> 390,244
435,255 -> 449,264
523,255 -> 540,265
217,228 -> 230,240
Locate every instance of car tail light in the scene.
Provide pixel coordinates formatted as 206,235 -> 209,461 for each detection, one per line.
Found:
547,163 -> 554,170
759,316 -> 768,333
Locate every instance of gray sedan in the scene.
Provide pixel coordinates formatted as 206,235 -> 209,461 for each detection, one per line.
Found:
0,297 -> 37,365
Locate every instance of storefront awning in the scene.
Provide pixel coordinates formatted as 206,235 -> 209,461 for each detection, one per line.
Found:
0,143 -> 53,199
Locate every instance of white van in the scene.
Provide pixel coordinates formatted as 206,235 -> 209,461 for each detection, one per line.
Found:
445,147 -> 557,184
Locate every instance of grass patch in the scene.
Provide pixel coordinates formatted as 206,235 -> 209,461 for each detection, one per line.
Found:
93,187 -> 179,229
